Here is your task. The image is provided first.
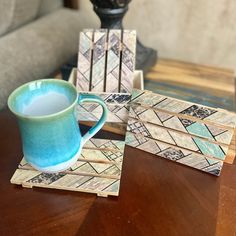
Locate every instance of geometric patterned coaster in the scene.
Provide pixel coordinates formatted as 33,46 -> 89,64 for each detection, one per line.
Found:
129,104 -> 234,145
130,89 -> 236,129
125,131 -> 224,176
127,117 -> 228,160
130,89 -> 236,145
76,92 -> 131,123
126,89 -> 236,176
76,29 -> 136,125
77,29 -> 136,93
10,138 -> 125,197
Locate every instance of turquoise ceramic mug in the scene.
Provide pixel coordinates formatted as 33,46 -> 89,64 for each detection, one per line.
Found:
8,79 -> 108,172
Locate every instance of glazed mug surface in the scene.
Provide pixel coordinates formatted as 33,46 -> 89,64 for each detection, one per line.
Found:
8,79 -> 108,172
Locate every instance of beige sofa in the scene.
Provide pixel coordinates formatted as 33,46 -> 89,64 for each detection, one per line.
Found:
0,0 -> 84,109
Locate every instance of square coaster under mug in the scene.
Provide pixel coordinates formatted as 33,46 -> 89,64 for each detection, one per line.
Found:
9,28 -> 137,197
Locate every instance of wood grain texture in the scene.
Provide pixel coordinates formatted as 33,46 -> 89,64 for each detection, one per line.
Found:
225,132 -> 236,164
145,58 -> 235,111
147,59 -> 234,93
1,59 -> 236,235
77,146 -> 223,236
0,102 -> 235,235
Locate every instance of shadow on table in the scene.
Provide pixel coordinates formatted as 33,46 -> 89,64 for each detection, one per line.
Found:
76,146 -> 221,236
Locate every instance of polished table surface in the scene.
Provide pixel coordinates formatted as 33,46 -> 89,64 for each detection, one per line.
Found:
1,59 -> 236,236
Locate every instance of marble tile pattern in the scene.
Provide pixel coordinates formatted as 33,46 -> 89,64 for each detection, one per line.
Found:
91,29 -> 107,92
125,132 -> 223,176
10,138 -> 125,197
125,89 -> 236,176
77,30 -> 93,91
120,30 -> 136,93
130,89 -> 236,128
76,92 -> 131,123
129,105 -> 232,147
106,30 -> 121,92
76,29 -> 136,93
127,117 -> 227,160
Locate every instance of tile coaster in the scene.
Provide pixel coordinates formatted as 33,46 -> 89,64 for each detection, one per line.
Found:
127,117 -> 228,160
125,132 -> 223,176
129,104 -> 233,145
10,138 -> 125,197
120,30 -> 136,93
130,89 -> 236,129
76,104 -> 130,123
126,89 -> 236,176
76,29 -> 136,93
77,30 -> 93,91
91,29 -> 107,92
130,89 -> 236,146
76,92 -> 131,123
106,30 -> 121,92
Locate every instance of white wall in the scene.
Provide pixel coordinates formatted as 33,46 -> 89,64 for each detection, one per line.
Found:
78,0 -> 236,71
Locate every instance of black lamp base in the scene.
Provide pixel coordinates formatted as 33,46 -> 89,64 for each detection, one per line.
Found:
136,39 -> 157,73
61,1 -> 158,80
93,4 -> 158,72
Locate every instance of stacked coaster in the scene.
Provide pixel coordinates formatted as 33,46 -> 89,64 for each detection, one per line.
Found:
77,29 -> 136,93
11,138 -> 125,197
125,89 -> 236,176
76,29 -> 136,124
76,92 -> 131,123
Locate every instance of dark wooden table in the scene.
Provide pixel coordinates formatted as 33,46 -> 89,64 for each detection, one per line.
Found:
1,59 -> 236,236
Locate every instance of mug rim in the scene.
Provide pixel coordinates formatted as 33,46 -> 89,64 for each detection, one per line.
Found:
8,79 -> 78,120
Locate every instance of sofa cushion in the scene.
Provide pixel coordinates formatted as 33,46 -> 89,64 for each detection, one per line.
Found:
0,0 -> 63,37
0,8 -> 84,109
0,0 -> 41,36
38,0 -> 63,16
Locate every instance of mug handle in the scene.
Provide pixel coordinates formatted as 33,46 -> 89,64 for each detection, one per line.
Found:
78,93 -> 108,146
